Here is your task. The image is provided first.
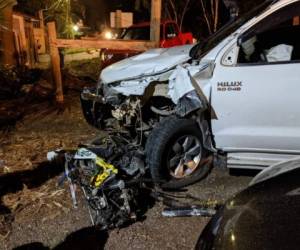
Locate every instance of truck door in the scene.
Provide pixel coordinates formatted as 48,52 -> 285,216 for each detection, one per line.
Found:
211,2 -> 300,155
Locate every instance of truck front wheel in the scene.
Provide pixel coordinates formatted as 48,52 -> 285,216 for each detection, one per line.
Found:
145,116 -> 211,189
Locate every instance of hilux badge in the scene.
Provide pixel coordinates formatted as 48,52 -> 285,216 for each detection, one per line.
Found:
217,81 -> 242,92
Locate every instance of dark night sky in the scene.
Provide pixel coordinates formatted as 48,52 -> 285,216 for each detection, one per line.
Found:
79,0 -> 108,30
80,0 -> 145,30
79,0 -> 232,37
15,0 -> 265,38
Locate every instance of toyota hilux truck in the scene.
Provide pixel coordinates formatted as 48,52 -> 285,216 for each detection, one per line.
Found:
81,0 -> 300,189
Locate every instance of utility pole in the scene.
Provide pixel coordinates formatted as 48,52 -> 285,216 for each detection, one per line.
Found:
48,22 -> 64,104
150,0 -> 162,46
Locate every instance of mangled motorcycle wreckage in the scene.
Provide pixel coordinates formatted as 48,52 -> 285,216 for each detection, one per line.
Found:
48,142 -> 152,229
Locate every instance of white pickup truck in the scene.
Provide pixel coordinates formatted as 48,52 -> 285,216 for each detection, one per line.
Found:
81,0 -> 300,188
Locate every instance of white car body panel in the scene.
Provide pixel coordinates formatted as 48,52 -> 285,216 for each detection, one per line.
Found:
101,45 -> 193,84
211,63 -> 300,151
198,0 -> 300,168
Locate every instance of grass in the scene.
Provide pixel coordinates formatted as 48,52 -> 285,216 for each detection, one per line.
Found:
64,48 -> 86,55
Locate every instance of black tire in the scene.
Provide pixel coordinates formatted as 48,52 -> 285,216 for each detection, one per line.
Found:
145,116 -> 211,189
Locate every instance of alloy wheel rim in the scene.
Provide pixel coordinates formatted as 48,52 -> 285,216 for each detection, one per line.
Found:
167,135 -> 202,179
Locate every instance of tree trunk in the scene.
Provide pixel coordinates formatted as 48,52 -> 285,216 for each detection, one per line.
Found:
1,4 -> 16,65
179,0 -> 191,31
199,0 -> 212,35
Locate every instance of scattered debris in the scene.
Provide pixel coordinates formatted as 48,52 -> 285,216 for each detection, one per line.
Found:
162,206 -> 216,218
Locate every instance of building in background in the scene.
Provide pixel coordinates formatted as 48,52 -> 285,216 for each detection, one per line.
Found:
110,10 -> 133,28
0,6 -> 46,67
12,11 -> 46,67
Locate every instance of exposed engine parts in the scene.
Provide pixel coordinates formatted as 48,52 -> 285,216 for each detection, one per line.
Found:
80,80 -> 215,188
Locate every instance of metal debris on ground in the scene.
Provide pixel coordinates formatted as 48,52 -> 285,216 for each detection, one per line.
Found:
162,206 -> 216,218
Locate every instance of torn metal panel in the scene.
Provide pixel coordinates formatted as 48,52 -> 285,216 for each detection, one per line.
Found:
175,90 -> 205,117
168,62 -> 215,105
168,65 -> 195,104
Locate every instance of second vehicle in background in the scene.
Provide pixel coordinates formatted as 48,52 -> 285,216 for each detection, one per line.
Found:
100,20 -> 194,70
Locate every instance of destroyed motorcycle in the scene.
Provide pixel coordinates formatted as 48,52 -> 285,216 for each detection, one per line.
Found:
48,135 -> 153,229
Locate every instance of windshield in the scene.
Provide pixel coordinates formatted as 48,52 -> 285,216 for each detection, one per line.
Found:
190,0 -> 275,59
121,26 -> 151,40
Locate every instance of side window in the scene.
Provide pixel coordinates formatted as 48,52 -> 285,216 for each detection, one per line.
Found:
165,23 -> 179,39
237,2 -> 300,64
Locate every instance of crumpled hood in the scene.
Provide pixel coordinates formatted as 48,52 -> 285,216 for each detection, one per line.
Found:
101,44 -> 193,84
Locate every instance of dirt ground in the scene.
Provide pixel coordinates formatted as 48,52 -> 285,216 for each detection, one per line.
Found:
0,91 -> 251,250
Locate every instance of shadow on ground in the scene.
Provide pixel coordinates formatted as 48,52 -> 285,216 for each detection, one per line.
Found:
0,160 -> 63,199
0,160 -> 64,235
13,227 -> 109,250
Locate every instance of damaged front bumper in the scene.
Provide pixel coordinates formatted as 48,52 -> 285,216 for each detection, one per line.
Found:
80,84 -> 147,145
81,62 -> 217,157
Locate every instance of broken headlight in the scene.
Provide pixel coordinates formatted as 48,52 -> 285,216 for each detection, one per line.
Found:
102,84 -> 124,106
80,87 -> 113,128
